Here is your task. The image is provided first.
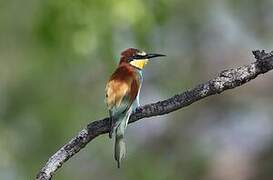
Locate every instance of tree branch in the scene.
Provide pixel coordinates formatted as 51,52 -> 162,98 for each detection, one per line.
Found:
36,50 -> 273,180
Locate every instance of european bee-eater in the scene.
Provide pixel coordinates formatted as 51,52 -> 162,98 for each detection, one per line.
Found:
105,48 -> 165,168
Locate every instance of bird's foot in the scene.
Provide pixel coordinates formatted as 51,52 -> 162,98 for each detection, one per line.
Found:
133,106 -> 143,114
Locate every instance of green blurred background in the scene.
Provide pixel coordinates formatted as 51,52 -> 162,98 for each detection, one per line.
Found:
0,0 -> 273,179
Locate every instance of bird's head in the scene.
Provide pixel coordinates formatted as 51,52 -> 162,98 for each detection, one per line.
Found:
119,48 -> 165,70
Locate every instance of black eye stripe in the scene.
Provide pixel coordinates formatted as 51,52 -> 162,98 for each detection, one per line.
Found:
133,55 -> 146,59
128,54 -> 147,61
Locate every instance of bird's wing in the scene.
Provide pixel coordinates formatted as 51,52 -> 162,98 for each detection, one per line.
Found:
105,77 -> 139,117
106,65 -> 140,116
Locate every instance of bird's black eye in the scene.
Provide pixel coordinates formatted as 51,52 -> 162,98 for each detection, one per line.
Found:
132,54 -> 145,60
128,54 -> 146,61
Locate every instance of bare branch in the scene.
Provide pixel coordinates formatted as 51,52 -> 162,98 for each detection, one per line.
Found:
36,50 -> 273,180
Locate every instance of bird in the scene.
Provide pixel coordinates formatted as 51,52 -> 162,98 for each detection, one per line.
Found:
105,48 -> 165,168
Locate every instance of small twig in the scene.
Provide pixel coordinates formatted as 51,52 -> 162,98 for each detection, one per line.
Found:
36,50 -> 273,180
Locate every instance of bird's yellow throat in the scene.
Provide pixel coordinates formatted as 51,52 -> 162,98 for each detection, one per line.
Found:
130,59 -> 148,69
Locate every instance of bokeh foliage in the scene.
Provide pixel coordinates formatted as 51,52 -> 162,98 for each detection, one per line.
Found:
0,0 -> 273,179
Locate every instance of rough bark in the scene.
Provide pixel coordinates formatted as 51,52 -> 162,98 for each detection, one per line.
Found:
36,50 -> 273,180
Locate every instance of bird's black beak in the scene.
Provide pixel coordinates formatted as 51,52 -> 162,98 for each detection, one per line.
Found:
145,53 -> 166,59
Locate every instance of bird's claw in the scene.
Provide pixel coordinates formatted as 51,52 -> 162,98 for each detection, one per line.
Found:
132,106 -> 143,114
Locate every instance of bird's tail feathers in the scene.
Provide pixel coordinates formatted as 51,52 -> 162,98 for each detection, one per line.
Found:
115,130 -> 126,168
109,114 -> 114,139
113,111 -> 130,168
